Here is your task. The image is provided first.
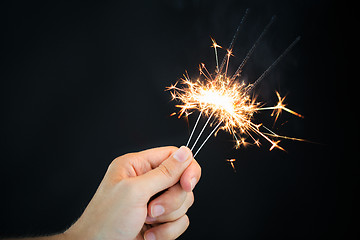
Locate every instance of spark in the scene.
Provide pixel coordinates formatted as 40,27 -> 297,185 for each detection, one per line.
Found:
211,37 -> 222,72
258,91 -> 304,122
226,159 -> 237,172
269,140 -> 285,151
167,10 -> 305,157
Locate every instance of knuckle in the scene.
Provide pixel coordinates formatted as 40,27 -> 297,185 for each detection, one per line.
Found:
183,214 -> 190,227
188,192 -> 195,207
195,160 -> 202,177
107,158 -> 118,171
108,153 -> 130,170
106,160 -> 120,183
164,215 -> 190,239
106,153 -> 137,183
158,193 -> 185,214
158,163 -> 174,179
171,197 -> 185,212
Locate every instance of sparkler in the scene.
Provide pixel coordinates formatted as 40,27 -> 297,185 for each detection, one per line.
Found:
167,10 -> 304,160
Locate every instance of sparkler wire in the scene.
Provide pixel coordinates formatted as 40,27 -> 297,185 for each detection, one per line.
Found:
213,41 -> 220,72
232,15 -> 276,80
248,36 -> 301,91
190,111 -> 214,152
193,120 -> 223,158
218,8 -> 249,74
186,111 -> 202,147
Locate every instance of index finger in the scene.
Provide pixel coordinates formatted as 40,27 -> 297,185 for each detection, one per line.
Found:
108,146 -> 180,180
136,146 -> 179,169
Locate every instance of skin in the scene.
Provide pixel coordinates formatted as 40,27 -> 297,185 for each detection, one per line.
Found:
6,146 -> 201,240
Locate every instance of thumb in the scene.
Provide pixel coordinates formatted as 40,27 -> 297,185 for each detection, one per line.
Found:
135,146 -> 193,198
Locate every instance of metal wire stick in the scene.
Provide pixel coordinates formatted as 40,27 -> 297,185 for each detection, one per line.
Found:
193,120 -> 223,158
190,112 -> 214,152
186,111 -> 202,147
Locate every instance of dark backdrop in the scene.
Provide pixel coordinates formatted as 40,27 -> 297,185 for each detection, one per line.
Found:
1,0 -> 357,239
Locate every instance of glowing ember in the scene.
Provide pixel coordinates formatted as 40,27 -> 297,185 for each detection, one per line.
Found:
226,159 -> 237,172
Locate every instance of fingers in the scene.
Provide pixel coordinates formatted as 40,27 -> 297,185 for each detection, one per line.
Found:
146,183 -> 194,223
180,159 -> 201,192
144,215 -> 190,240
134,146 -> 193,198
146,191 -> 194,224
147,183 -> 187,218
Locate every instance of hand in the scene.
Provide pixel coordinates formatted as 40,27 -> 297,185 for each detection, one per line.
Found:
64,146 -> 201,240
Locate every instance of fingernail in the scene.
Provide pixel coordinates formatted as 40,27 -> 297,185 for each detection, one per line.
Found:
145,231 -> 156,240
173,146 -> 191,162
152,204 -> 165,217
190,177 -> 197,191
146,216 -> 156,223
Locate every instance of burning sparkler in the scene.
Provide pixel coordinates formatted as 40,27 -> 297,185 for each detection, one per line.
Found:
167,9 -> 304,158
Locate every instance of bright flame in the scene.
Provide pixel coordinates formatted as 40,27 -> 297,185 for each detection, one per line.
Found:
168,72 -> 258,140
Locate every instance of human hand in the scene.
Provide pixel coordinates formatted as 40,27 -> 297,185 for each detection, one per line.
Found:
64,146 -> 201,240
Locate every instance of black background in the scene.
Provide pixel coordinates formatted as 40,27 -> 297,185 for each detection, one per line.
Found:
1,0 -> 357,239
